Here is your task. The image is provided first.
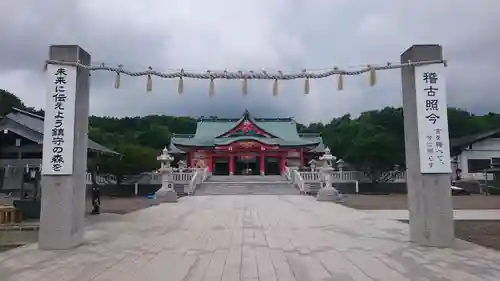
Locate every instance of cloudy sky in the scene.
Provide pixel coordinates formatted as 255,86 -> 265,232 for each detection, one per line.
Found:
0,0 -> 498,123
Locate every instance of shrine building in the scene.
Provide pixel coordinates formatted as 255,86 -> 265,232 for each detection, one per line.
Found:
169,110 -> 325,175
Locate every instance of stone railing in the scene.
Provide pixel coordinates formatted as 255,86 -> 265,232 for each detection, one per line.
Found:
286,168 -> 308,194
298,170 -> 407,183
460,173 -> 494,181
186,167 -> 209,195
299,171 -> 320,182
85,173 -> 117,185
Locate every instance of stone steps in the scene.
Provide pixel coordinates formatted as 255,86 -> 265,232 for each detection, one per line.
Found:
195,181 -> 299,196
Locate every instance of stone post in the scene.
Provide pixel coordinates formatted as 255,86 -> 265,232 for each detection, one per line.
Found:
38,45 -> 90,250
401,45 -> 454,247
155,147 -> 177,202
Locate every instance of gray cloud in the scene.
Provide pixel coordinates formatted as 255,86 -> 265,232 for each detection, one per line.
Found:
1,0 -> 499,124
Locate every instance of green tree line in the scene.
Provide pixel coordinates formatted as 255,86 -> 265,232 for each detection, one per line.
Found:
3,89 -> 500,180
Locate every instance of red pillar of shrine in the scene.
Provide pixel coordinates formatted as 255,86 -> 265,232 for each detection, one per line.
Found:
280,153 -> 286,175
207,155 -> 212,172
187,151 -> 192,167
229,155 -> 234,175
299,148 -> 304,167
260,152 -> 265,175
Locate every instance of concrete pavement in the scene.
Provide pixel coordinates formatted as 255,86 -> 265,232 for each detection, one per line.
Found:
364,209 -> 500,221
1,195 -> 500,280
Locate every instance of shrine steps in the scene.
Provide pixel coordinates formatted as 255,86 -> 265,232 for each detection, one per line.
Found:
194,175 -> 299,195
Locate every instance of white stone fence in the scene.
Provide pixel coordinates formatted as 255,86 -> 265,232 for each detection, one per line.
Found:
284,167 -> 308,193
297,170 -> 405,183
295,170 -> 495,183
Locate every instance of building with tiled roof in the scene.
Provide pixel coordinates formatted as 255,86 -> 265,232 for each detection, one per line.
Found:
169,110 -> 325,175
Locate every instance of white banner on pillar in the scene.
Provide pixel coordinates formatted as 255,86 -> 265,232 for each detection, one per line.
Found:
42,65 -> 77,175
415,63 -> 452,174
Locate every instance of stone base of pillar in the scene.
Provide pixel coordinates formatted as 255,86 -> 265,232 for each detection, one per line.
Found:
260,171 -> 265,176
316,187 -> 345,202
155,188 -> 177,203
155,183 -> 177,203
229,172 -> 233,176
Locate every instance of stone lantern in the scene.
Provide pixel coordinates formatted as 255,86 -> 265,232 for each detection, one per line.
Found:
316,147 -> 344,202
308,159 -> 317,172
336,159 -> 346,172
177,160 -> 187,169
155,147 -> 177,202
319,147 -> 336,167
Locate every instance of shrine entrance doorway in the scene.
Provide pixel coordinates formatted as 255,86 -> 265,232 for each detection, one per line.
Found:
234,155 -> 260,175
264,158 -> 281,175
213,158 -> 229,175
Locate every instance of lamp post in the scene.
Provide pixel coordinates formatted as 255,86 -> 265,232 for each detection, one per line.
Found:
155,147 -> 177,202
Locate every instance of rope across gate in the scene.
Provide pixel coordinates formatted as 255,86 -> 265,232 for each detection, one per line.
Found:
44,59 -> 447,96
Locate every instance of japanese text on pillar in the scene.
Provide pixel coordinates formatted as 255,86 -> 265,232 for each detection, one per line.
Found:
50,68 -> 68,172
422,71 -> 446,170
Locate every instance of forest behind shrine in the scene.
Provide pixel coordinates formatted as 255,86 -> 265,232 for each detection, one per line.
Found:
2,88 -> 500,181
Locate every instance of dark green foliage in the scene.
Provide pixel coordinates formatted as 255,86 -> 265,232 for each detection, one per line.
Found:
3,90 -> 500,182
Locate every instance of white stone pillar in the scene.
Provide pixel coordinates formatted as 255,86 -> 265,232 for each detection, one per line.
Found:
401,44 -> 454,247
38,45 -> 90,250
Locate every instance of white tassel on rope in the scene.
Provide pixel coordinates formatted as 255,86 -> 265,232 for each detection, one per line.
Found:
368,65 -> 376,87
238,70 -> 248,95
273,70 -> 283,97
303,69 -> 310,95
335,67 -> 343,90
178,68 -> 184,94
146,66 -> 153,92
207,70 -> 215,98
115,64 -> 123,89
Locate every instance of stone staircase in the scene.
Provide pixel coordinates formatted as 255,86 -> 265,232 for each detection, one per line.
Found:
305,182 -> 322,195
195,175 -> 300,195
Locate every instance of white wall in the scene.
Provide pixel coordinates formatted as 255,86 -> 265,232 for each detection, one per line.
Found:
457,138 -> 500,173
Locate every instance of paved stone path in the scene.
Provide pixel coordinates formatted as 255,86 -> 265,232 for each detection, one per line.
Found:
365,209 -> 500,221
2,195 -> 500,280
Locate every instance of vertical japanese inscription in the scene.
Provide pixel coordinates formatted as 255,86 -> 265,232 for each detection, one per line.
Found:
51,68 -> 67,172
42,65 -> 77,175
415,64 -> 451,173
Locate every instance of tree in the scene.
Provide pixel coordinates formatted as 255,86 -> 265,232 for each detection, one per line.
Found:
4,89 -> 500,184
96,144 -> 159,185
0,89 -> 24,116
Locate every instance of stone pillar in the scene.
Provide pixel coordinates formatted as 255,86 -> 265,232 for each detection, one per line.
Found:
401,44 -> 454,247
260,153 -> 265,175
229,155 -> 234,175
39,45 -> 90,250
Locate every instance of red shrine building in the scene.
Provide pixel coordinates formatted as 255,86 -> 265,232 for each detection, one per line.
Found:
169,110 -> 325,175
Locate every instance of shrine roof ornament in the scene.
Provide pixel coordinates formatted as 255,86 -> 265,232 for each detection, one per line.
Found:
217,110 -> 275,138
43,59 -> 447,97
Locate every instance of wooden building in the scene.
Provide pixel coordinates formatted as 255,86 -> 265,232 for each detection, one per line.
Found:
169,110 -> 325,175
0,108 -> 117,190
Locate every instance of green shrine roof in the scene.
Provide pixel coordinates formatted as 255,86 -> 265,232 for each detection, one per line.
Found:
170,110 -> 323,152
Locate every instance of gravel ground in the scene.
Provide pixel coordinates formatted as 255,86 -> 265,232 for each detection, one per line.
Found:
342,194 -> 500,251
